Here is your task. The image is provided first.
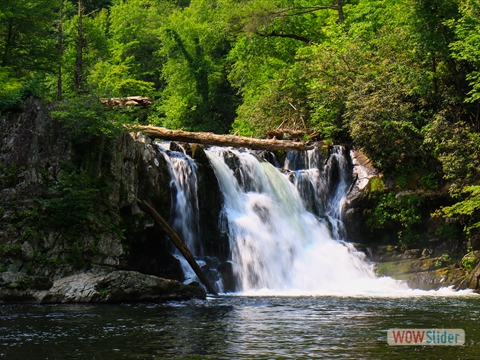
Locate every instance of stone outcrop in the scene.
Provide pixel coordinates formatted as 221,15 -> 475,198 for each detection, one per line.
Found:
372,246 -> 480,291
0,271 -> 53,303
0,270 -> 205,304
342,149 -> 379,242
0,98 -> 182,280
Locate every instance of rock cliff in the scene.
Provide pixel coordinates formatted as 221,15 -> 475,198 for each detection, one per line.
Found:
0,98 -> 210,302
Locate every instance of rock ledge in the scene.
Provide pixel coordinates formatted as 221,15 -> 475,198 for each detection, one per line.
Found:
0,270 -> 206,304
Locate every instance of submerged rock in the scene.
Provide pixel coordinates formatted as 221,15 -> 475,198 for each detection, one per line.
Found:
0,270 -> 206,304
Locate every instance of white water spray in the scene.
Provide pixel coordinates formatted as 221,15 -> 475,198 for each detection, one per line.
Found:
205,146 -> 450,296
157,142 -> 202,282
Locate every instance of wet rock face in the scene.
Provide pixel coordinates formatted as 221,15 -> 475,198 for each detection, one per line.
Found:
342,149 -> 379,242
186,143 -> 227,260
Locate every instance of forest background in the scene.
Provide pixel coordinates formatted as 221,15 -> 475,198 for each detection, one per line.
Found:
1,0 -> 479,250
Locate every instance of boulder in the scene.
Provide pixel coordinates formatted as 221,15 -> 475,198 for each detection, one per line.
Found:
0,270 -> 205,304
41,270 -> 206,303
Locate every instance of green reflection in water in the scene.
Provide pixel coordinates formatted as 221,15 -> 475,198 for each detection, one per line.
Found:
0,295 -> 479,359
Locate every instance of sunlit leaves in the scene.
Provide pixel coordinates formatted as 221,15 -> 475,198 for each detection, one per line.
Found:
434,186 -> 480,235
153,0 -> 238,133
422,115 -> 480,193
449,0 -> 480,102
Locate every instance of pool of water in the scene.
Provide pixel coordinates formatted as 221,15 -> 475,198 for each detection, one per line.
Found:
1,294 -> 479,359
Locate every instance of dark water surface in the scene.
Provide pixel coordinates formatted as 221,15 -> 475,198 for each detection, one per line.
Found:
1,295 -> 479,359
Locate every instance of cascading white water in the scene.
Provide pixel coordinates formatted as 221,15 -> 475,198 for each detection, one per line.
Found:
157,142 -> 201,253
155,143 -> 465,296
205,146 -> 412,295
286,146 -> 350,239
156,142 -> 203,281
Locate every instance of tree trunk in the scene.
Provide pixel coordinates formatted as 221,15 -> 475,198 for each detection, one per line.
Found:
337,0 -> 344,23
1,22 -> 14,66
74,0 -> 83,92
56,0 -> 63,101
129,125 -> 324,152
135,198 -> 219,296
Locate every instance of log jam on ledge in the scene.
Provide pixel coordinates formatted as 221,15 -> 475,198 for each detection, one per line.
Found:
129,125 -> 325,152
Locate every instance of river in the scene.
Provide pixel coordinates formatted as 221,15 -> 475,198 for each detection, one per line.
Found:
1,294 -> 479,359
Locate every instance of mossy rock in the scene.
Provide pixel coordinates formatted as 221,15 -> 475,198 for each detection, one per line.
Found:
406,266 -> 465,291
375,257 -> 443,277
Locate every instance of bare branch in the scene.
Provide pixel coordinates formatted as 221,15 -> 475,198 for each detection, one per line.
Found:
256,31 -> 312,44
85,9 -> 100,17
273,5 -> 338,17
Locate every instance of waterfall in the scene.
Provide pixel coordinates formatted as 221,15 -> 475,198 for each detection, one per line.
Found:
156,142 -> 412,295
205,146 -> 407,295
157,142 -> 204,283
285,146 -> 350,239
157,142 -> 201,254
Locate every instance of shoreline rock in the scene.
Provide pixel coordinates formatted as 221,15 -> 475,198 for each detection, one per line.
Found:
0,270 -> 206,304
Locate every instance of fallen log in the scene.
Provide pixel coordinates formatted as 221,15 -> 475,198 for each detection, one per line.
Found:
128,125 -> 324,151
102,96 -> 152,108
135,198 -> 218,296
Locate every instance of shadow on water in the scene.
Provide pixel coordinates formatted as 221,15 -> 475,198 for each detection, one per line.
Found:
1,295 -> 479,359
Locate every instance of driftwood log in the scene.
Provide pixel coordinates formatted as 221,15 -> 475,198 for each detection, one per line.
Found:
129,125 -> 324,151
102,96 -> 152,108
135,198 -> 218,296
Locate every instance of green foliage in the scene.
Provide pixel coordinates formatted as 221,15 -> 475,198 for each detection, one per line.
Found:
433,253 -> 453,268
423,115 -> 480,194
395,174 -> 409,190
433,186 -> 480,236
152,0 -> 238,133
420,173 -> 440,191
367,191 -> 424,247
368,192 -> 423,229
230,118 -> 256,137
3,0 -> 480,253
39,166 -> 101,236
449,0 -> 480,103
86,1 -> 172,98
397,228 -> 421,250
368,176 -> 385,193
0,163 -> 23,189
461,250 -> 476,271
0,0 -> 57,72
0,0 -> 59,105
226,0 -> 340,138
435,221 -> 463,240
0,71 -> 23,115
52,95 -> 119,141
0,68 -> 49,114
